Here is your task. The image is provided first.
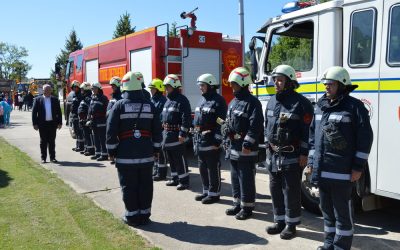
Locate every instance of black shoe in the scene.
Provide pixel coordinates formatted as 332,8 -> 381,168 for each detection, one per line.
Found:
235,209 -> 253,220
266,222 -> 286,234
96,156 -> 108,161
91,155 -> 100,160
75,148 -> 84,152
317,247 -> 330,250
80,151 -> 86,155
140,217 -> 151,226
41,159 -> 46,164
177,184 -> 189,190
195,193 -> 207,201
72,148 -> 77,151
280,225 -> 296,240
50,159 -> 58,163
166,180 -> 179,186
153,175 -> 166,181
225,206 -> 241,216
201,196 -> 220,204
110,160 -> 115,165
121,216 -> 141,227
85,151 -> 95,156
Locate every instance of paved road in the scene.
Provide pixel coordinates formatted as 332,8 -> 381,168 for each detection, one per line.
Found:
1,111 -> 400,250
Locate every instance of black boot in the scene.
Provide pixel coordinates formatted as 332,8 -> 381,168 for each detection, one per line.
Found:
201,196 -> 220,204
225,205 -> 241,216
266,222 -> 286,234
91,155 -> 100,160
96,155 -> 108,161
122,216 -> 141,227
154,167 -> 167,181
195,193 -> 207,201
166,179 -> 179,186
176,183 -> 189,190
235,209 -> 253,220
280,225 -> 296,240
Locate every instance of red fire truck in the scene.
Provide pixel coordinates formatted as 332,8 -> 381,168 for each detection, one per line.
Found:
64,24 -> 242,110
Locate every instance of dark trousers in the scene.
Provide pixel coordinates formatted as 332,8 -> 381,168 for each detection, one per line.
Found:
117,166 -> 153,220
72,118 -> 84,150
319,180 -> 354,250
38,121 -> 57,160
230,160 -> 256,210
93,126 -> 107,157
155,149 -> 168,176
269,167 -> 302,225
166,145 -> 189,184
199,150 -> 221,196
82,125 -> 94,153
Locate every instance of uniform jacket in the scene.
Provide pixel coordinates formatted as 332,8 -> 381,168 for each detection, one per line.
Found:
106,89 -> 122,117
194,90 -> 227,151
150,91 -> 167,121
78,91 -> 92,123
308,93 -> 373,183
70,91 -> 82,120
161,89 -> 191,149
88,92 -> 109,128
106,91 -> 162,168
226,88 -> 263,161
264,89 -> 314,171
65,91 -> 76,123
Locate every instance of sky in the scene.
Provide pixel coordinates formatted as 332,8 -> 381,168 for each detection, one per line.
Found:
0,0 -> 289,78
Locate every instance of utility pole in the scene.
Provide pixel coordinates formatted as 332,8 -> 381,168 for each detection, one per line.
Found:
239,0 -> 245,66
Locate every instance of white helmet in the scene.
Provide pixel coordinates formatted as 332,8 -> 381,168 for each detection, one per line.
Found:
228,67 -> 252,87
91,82 -> 102,89
197,73 -> 219,86
109,76 -> 121,87
271,65 -> 299,89
321,66 -> 352,86
80,82 -> 91,91
163,74 -> 182,88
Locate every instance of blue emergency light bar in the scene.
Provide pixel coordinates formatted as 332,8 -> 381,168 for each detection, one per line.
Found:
282,1 -> 316,14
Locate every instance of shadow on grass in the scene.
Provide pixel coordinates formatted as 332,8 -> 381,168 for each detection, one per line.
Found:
142,221 -> 268,246
0,169 -> 13,188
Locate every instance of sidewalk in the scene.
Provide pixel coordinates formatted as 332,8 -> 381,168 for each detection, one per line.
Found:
1,111 -> 399,250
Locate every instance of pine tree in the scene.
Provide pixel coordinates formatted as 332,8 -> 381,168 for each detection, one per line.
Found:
169,22 -> 178,37
113,12 -> 136,39
65,29 -> 83,52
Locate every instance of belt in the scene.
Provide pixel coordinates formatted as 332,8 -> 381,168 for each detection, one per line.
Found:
229,132 -> 245,140
194,125 -> 216,132
163,123 -> 180,131
118,130 -> 151,140
269,143 -> 296,153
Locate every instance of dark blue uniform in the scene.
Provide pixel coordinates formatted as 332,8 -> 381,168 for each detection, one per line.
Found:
264,89 -> 313,226
78,90 -> 94,155
225,88 -> 263,211
70,91 -> 84,151
161,89 -> 191,185
88,92 -> 109,159
194,90 -> 227,197
151,92 -> 168,178
106,91 -> 162,224
309,94 -> 373,250
106,89 -> 122,117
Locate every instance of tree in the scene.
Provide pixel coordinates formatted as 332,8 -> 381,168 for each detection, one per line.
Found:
52,29 -> 83,82
169,22 -> 178,37
113,12 -> 136,39
0,42 -> 31,81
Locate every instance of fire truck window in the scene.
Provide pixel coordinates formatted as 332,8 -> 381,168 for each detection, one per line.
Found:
76,55 -> 83,72
388,5 -> 400,66
268,21 -> 314,72
349,8 -> 376,67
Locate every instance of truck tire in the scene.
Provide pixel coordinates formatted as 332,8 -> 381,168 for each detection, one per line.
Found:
301,168 -> 322,215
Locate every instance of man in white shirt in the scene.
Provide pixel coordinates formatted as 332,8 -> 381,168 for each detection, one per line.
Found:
32,84 -> 62,163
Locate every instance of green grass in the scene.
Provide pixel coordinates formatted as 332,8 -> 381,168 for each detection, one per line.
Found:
0,137 -> 159,250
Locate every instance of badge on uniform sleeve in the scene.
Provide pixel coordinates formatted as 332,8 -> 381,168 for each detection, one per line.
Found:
133,130 -> 141,138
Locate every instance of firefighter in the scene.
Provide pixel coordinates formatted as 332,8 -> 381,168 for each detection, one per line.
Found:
264,65 -> 314,239
161,74 -> 191,190
106,71 -> 162,227
134,72 -> 151,101
88,82 -> 109,161
107,76 -> 122,117
223,67 -> 263,220
148,78 -> 168,181
65,80 -> 80,126
66,80 -> 84,151
308,66 -> 373,250
78,82 -> 95,156
193,73 -> 227,204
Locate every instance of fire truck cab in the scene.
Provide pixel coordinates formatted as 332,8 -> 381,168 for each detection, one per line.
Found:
250,0 -> 400,212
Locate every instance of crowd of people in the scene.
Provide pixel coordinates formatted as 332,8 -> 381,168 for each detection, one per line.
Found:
56,64 -> 372,250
